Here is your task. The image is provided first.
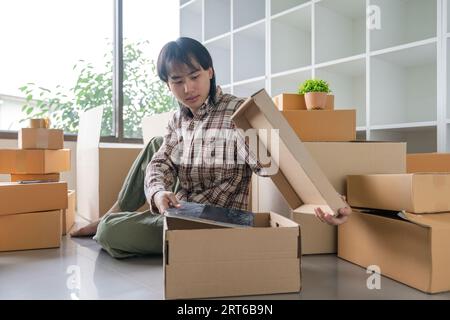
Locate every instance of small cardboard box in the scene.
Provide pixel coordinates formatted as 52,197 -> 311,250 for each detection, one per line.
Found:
0,182 -> 68,216
10,173 -> 60,182
164,212 -> 301,299
232,89 -> 348,216
282,110 -> 356,142
252,141 -> 406,254
273,93 -> 334,111
62,190 -> 76,235
347,173 -> 450,213
338,209 -> 450,294
407,153 -> 450,173
18,128 -> 64,150
0,149 -> 71,174
0,210 -> 61,252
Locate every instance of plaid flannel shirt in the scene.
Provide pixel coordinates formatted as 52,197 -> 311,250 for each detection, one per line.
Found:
144,87 -> 266,212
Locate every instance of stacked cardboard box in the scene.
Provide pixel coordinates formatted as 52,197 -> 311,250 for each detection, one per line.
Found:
339,173 -> 450,293
0,121 -> 72,251
407,153 -> 450,173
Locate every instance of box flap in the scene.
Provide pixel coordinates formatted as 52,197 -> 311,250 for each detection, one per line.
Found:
398,211 -> 450,229
231,89 -> 347,215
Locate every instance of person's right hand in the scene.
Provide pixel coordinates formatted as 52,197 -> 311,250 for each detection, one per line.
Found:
154,191 -> 181,214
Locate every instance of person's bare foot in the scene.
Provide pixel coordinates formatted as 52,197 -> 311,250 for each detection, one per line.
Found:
70,220 -> 100,237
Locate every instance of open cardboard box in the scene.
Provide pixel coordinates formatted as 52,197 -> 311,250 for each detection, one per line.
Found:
338,209 -> 450,293
231,89 -> 347,217
164,212 -> 301,299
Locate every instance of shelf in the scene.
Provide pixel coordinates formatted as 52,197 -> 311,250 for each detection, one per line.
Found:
448,124 -> 450,152
315,0 -> 366,64
234,0 -> 265,29
370,121 -> 437,131
233,79 -> 266,98
370,42 -> 437,126
316,57 -> 366,127
356,130 -> 366,141
270,70 -> 312,97
271,0 -> 310,16
448,0 -> 450,33
180,0 -> 194,7
370,126 -> 437,153
271,5 -> 311,74
180,0 -> 202,41
233,22 -> 265,82
370,0 -> 436,51
448,39 -> 450,119
205,0 -> 230,41
205,35 -> 231,86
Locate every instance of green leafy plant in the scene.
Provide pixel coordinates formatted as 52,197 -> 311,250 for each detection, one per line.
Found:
19,40 -> 176,138
298,79 -> 331,95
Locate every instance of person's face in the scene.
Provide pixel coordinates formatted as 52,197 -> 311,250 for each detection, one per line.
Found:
167,59 -> 213,113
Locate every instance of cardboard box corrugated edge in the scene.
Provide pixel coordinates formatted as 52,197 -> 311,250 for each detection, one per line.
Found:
231,89 -> 347,215
163,212 -> 301,299
0,210 -> 62,252
338,209 -> 450,293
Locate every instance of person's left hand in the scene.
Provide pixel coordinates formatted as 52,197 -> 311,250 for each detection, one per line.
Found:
314,197 -> 352,226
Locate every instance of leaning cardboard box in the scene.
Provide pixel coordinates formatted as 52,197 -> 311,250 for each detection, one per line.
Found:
347,173 -> 450,213
0,149 -> 70,174
338,209 -> 450,294
0,182 -> 68,252
407,153 -> 450,173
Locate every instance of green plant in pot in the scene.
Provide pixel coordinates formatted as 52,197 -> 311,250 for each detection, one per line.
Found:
298,79 -> 331,110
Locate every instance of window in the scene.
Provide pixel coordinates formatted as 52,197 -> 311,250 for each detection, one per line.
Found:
0,0 -> 179,142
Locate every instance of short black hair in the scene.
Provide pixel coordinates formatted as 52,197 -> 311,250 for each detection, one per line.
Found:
157,37 -> 217,105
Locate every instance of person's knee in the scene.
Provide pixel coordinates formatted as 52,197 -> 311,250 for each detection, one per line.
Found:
94,218 -> 116,248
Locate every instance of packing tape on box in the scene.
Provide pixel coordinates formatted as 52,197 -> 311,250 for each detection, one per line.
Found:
35,129 -> 49,149
29,118 -> 50,129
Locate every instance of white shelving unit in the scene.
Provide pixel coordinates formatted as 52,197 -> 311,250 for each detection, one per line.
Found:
179,0 -> 449,152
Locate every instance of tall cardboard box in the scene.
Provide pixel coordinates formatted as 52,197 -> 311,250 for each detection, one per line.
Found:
0,149 -> 71,174
347,173 -> 450,213
282,110 -> 356,142
62,190 -> 76,235
407,153 -> 450,173
0,210 -> 62,252
164,212 -> 301,299
0,182 -> 68,216
18,128 -> 64,150
264,142 -> 405,254
338,209 -> 450,294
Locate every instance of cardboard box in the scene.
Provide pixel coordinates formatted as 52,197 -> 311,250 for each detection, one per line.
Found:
282,110 -> 356,142
338,209 -> 450,293
347,173 -> 450,213
231,89 -> 347,216
407,153 -> 450,173
0,149 -> 71,174
18,128 -> 64,150
251,141 -> 406,254
0,210 -> 61,252
273,93 -> 334,111
0,182 -> 68,216
62,190 -> 76,235
291,205 -> 336,254
10,173 -> 60,182
164,212 -> 301,299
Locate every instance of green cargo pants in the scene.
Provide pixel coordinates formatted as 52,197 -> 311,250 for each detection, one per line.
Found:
93,136 -> 180,259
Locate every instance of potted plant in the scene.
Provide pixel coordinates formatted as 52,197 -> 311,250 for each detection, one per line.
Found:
298,79 -> 331,110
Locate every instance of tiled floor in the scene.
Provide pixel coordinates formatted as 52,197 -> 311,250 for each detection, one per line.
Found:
1,223 -> 450,300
